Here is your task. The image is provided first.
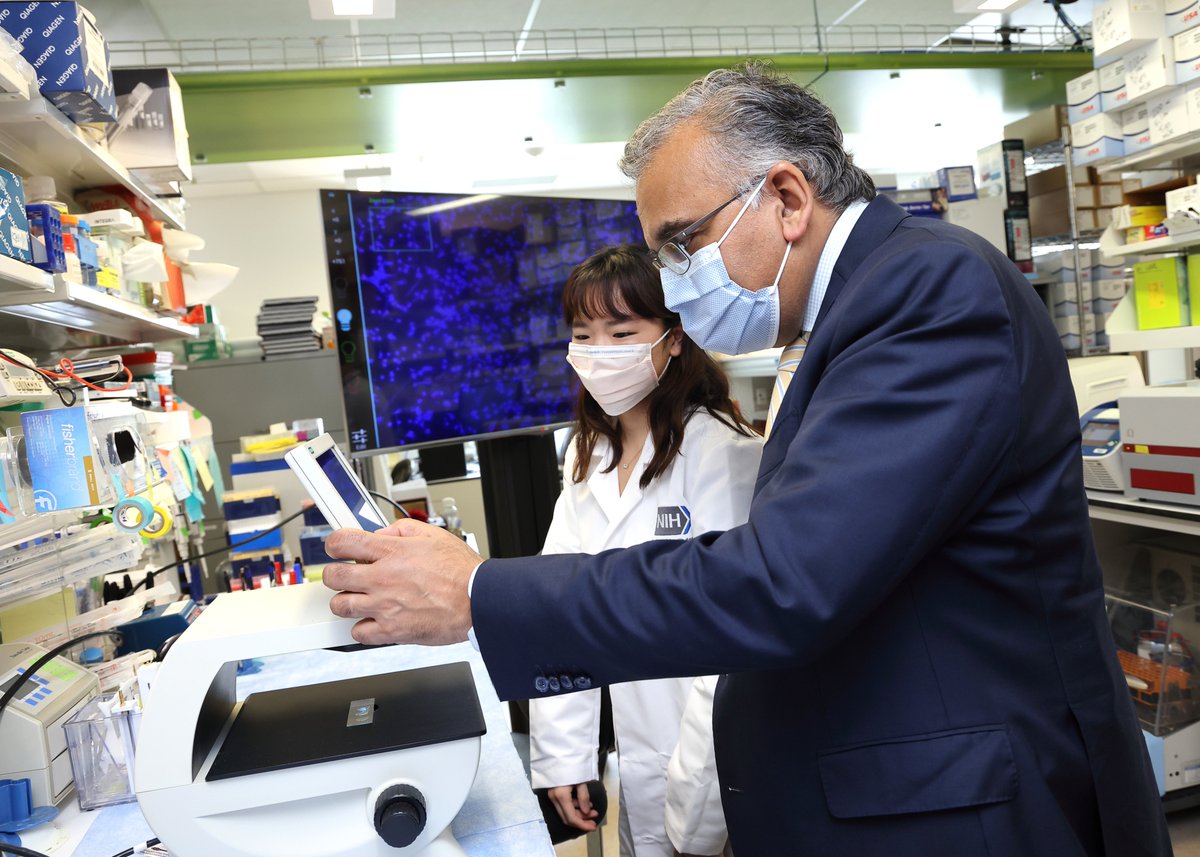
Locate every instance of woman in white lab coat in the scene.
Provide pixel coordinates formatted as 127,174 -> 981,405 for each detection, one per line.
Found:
530,246 -> 763,857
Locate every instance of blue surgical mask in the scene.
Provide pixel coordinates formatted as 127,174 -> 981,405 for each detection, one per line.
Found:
659,176 -> 793,355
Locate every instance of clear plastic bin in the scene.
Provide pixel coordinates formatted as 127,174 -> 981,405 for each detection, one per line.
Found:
63,695 -> 140,810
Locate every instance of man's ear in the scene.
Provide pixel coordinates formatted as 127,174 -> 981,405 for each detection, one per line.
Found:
769,162 -> 816,244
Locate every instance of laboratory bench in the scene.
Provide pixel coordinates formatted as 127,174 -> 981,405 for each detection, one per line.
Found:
64,642 -> 553,857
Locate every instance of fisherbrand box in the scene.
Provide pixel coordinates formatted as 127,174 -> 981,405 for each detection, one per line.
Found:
0,2 -> 118,124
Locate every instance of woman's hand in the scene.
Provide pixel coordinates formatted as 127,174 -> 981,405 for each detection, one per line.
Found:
547,782 -> 599,831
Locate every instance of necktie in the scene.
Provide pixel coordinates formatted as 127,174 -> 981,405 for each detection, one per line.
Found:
764,336 -> 807,439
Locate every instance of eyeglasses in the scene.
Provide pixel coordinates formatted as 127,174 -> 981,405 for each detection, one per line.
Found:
652,176 -> 763,275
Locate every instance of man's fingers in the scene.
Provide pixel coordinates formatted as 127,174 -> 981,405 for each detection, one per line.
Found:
324,528 -> 403,563
328,591 -> 360,619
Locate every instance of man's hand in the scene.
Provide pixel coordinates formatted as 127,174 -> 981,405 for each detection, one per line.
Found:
323,519 -> 481,646
547,783 -> 599,832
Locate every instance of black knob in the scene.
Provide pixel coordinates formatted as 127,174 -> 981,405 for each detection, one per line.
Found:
374,785 -> 427,848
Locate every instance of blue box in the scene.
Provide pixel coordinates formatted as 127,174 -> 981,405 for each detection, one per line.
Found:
115,599 -> 198,655
0,2 -> 118,124
0,168 -> 30,263
26,204 -> 64,272
936,166 -> 977,202
20,406 -> 102,511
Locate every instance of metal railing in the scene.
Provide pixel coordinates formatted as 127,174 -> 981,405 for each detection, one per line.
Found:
107,24 -> 1090,72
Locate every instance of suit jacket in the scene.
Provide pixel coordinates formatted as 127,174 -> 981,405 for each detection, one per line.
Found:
473,197 -> 1171,856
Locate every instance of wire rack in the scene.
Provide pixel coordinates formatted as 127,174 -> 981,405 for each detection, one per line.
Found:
107,24 -> 1091,73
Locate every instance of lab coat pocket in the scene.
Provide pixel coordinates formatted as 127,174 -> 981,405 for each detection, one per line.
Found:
817,723 -> 1018,819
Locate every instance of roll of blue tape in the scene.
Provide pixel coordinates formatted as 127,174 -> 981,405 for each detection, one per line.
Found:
113,496 -> 154,533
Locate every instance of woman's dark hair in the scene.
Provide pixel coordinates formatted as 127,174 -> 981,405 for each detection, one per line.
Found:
562,245 -> 754,490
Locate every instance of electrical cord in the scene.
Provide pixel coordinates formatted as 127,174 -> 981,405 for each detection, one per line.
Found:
0,842 -> 53,857
0,350 -> 76,407
107,838 -> 161,857
127,507 -> 308,594
0,630 -> 122,723
369,490 -> 411,518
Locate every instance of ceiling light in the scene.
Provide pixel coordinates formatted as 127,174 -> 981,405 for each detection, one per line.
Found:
405,195 -> 502,216
308,0 -> 395,20
951,0 -> 1029,12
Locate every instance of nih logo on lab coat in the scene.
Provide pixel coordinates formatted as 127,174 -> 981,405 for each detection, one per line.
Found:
655,506 -> 691,536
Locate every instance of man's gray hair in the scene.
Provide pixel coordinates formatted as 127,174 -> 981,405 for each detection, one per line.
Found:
619,61 -> 876,211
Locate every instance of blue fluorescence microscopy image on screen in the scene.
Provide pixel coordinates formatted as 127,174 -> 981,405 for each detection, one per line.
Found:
321,190 -> 645,454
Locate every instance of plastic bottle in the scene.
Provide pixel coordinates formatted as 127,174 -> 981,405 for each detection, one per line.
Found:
440,497 -> 462,537
23,175 -> 69,215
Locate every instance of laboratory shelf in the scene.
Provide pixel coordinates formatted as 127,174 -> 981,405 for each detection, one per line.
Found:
1094,128 -> 1200,176
1087,490 -> 1200,538
0,277 -> 197,344
1103,289 -> 1200,352
0,252 -> 53,296
1100,229 -> 1200,258
0,96 -> 184,229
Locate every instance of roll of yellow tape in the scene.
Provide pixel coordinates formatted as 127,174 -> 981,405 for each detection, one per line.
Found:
141,504 -> 173,539
113,496 -> 154,533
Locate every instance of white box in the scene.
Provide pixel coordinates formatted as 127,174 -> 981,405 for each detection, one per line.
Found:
1149,87 -> 1197,141
1100,59 -> 1130,111
1068,71 -> 1103,122
943,195 -> 1006,253
1072,114 -> 1127,163
1174,25 -> 1200,82
1094,0 -> 1166,62
1096,278 -> 1131,298
1168,0 -> 1200,35
1052,280 -> 1096,316
1166,181 -> 1200,213
1037,248 -> 1098,279
1125,37 -> 1178,104
1099,183 -> 1126,206
1121,103 -> 1154,152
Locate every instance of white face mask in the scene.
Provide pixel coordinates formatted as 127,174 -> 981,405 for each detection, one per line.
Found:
566,327 -> 673,416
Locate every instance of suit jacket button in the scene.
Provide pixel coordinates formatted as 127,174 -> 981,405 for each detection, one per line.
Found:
574,675 -> 592,689
548,676 -> 561,692
559,674 -> 574,690
534,676 -> 550,693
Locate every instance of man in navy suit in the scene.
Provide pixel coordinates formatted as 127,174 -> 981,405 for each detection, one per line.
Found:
324,62 -> 1171,856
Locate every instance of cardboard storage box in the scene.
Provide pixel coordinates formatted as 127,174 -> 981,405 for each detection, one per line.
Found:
1004,106 -> 1070,150
1101,58 -> 1130,111
1030,191 -> 1102,236
1125,37 -> 1178,105
937,166 -> 976,201
1121,104 -> 1154,152
1068,71 -> 1103,123
109,68 -> 192,184
1168,0 -> 1200,35
1027,164 -> 1096,196
976,139 -> 1027,207
1133,256 -> 1190,327
1093,0 -> 1167,62
1148,86 -> 1197,141
1071,114 -> 1126,163
0,167 -> 30,263
0,2 -> 118,123
1175,24 -> 1200,83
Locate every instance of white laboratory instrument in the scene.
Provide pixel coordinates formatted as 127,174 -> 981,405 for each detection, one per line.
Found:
283,432 -> 388,532
0,642 -> 100,806
1067,354 -> 1145,416
134,583 -> 486,857
1080,403 -> 1124,491
1120,386 -> 1200,507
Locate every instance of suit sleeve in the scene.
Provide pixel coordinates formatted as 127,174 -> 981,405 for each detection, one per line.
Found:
473,241 -> 1021,695
665,675 -> 727,855
526,442 -> 603,788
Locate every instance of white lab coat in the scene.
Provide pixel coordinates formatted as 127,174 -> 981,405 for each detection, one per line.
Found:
530,410 -> 763,857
